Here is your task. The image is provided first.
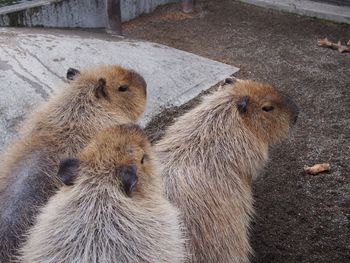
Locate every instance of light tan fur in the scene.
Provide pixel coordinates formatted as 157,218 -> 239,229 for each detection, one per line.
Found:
155,80 -> 298,263
0,65 -> 147,262
19,125 -> 185,263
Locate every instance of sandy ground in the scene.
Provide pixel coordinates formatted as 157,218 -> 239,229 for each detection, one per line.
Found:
124,1 -> 350,262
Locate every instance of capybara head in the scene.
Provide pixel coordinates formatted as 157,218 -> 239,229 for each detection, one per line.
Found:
57,124 -> 154,198
228,79 -> 299,144
71,65 -> 147,122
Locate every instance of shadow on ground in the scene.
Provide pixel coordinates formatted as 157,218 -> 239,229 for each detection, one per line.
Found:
126,0 -> 350,262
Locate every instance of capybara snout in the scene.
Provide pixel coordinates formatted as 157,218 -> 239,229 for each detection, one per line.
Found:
280,92 -> 299,125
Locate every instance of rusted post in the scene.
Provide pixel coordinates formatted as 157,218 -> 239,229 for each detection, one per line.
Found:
105,0 -> 122,35
182,0 -> 195,13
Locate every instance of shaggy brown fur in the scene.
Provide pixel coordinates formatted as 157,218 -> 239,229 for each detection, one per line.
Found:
155,79 -> 299,263
19,125 -> 185,263
0,65 -> 147,262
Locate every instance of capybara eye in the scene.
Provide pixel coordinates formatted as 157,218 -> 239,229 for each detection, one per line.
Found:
262,106 -> 274,112
118,85 -> 129,92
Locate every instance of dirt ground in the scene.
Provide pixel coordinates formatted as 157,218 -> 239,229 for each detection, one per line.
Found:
125,1 -> 350,262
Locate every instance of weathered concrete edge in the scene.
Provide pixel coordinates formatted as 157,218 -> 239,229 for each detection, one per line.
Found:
0,0 -> 178,28
139,66 -> 239,126
240,0 -> 350,24
0,27 -> 239,145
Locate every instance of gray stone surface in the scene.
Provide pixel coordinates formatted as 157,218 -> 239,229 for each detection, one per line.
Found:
0,28 -> 238,150
0,0 -> 177,27
312,0 -> 350,7
240,0 -> 350,24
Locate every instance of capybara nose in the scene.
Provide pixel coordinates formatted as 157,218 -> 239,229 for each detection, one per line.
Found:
120,164 -> 137,177
120,164 -> 138,196
289,97 -> 299,125
282,94 -> 299,125
291,103 -> 299,124
132,71 -> 147,97
289,98 -> 299,125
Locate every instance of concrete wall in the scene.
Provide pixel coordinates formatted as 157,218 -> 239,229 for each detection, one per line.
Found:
240,0 -> 350,24
0,0 -> 177,27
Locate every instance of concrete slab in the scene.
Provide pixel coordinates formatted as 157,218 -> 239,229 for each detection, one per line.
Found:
0,0 -> 177,27
240,0 -> 350,24
0,28 -> 238,150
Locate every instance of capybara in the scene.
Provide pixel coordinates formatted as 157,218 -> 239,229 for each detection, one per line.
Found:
0,65 -> 147,262
19,125 -> 185,263
155,79 -> 299,262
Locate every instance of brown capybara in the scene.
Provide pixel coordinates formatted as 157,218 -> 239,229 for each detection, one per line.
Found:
155,78 -> 299,263
18,125 -> 185,263
0,65 -> 147,262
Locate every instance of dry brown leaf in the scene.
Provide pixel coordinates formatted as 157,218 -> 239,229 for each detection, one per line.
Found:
317,38 -> 350,53
304,163 -> 330,175
317,37 -> 332,46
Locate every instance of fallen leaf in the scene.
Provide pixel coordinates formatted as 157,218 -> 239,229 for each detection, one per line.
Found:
304,163 -> 330,175
317,38 -> 350,53
317,38 -> 332,46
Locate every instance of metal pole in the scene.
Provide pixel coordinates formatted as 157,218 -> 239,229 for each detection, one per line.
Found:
105,0 -> 122,35
182,0 -> 195,13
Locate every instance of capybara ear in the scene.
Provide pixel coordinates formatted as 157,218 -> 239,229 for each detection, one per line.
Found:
94,78 -> 108,99
120,165 -> 138,196
66,68 -> 80,81
236,96 -> 250,114
224,77 -> 236,85
57,158 -> 80,186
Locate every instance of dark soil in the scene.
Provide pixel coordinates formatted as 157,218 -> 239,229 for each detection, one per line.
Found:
125,1 -> 350,262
